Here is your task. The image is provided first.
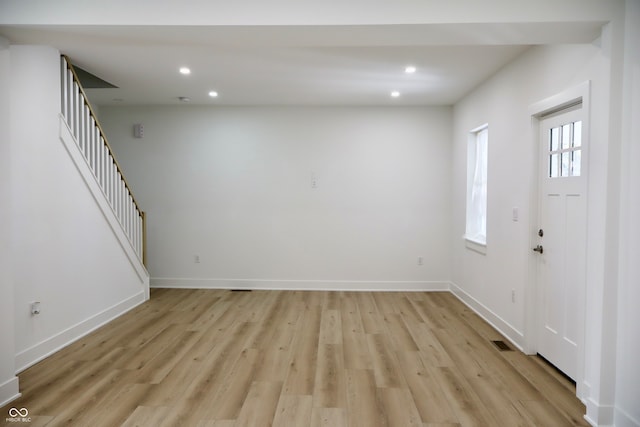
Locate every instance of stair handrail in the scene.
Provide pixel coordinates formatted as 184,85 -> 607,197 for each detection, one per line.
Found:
62,55 -> 142,213
61,55 -> 146,266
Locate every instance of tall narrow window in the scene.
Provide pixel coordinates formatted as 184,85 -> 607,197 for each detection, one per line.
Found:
466,125 -> 488,246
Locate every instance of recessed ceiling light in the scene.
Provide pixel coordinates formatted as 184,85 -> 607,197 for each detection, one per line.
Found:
391,91 -> 400,98
405,66 -> 417,74
208,91 -> 218,98
179,67 -> 191,75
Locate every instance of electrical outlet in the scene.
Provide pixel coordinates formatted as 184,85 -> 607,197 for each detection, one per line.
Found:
194,255 -> 200,264
511,289 -> 516,303
417,256 -> 424,266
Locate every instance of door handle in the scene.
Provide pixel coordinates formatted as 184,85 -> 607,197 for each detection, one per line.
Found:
533,245 -> 544,254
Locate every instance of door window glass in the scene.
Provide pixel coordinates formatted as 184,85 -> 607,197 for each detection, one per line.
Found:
548,120 -> 582,178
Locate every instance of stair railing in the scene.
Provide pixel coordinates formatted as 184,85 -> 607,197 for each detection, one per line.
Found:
60,55 -> 146,266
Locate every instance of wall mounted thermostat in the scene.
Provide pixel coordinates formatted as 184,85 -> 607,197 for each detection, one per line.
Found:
133,124 -> 144,138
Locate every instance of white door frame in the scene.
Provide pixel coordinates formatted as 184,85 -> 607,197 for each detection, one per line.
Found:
524,80 -> 591,401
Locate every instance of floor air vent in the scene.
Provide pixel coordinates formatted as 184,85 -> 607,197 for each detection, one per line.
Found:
231,289 -> 252,292
492,340 -> 512,351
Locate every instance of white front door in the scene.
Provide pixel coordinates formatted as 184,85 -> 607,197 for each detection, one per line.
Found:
535,106 -> 587,381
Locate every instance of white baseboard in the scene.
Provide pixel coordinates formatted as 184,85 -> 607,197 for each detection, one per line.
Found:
578,379 -> 590,403
584,397 -> 615,427
584,400 -> 639,427
15,291 -> 146,373
151,278 -> 450,292
449,281 -> 525,351
0,376 -> 20,408
614,406 -> 640,427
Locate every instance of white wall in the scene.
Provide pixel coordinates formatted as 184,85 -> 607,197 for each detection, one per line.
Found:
9,46 -> 148,371
614,2 -> 640,426
101,106 -> 452,290
451,42 -> 609,341
451,41 -> 620,423
0,37 -> 19,407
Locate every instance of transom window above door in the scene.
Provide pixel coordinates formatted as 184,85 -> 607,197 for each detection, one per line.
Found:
548,121 -> 582,178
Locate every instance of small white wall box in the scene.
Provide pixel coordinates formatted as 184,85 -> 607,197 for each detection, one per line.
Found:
31,301 -> 41,315
133,123 -> 144,138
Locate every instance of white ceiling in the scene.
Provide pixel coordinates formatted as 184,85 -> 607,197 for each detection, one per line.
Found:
0,23 -> 603,106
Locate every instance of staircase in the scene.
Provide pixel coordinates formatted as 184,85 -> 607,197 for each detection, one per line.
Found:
59,55 -> 146,265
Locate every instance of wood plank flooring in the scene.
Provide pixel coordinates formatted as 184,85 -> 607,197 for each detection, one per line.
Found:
1,289 -> 589,426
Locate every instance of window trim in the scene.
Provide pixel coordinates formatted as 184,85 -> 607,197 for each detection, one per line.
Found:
464,123 -> 488,252
464,235 -> 487,255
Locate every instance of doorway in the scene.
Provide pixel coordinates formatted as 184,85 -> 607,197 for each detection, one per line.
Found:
534,105 -> 586,381
526,81 -> 590,389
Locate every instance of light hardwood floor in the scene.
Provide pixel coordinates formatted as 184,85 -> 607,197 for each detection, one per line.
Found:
1,289 -> 589,426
